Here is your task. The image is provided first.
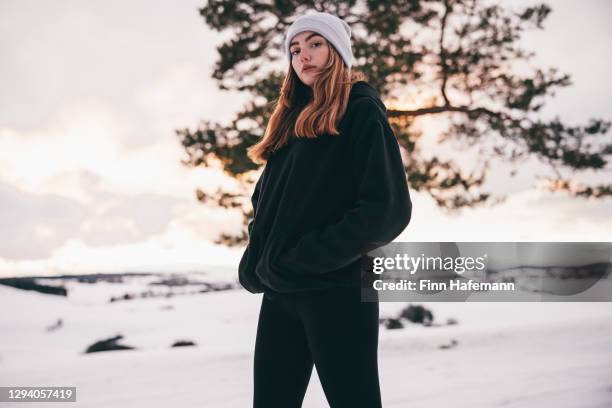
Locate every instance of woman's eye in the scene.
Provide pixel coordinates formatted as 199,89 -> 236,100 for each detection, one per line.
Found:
290,42 -> 321,56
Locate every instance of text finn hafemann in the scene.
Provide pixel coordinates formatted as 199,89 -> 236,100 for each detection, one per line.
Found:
373,279 -> 516,291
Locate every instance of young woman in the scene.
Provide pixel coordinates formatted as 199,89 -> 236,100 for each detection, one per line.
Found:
238,11 -> 412,408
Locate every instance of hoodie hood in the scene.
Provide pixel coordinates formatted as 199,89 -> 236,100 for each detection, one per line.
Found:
348,81 -> 386,113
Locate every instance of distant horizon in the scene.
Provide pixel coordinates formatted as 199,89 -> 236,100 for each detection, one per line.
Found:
2,258 -> 610,281
0,262 -> 241,279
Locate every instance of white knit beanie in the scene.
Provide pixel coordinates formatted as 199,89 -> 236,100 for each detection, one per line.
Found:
284,11 -> 354,69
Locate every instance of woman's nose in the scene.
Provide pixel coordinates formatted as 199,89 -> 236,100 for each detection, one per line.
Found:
300,49 -> 311,63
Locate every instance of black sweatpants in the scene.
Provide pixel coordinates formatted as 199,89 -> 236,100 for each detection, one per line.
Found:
253,285 -> 382,408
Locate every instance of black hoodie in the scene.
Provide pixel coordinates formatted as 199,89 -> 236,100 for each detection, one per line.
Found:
238,80 -> 412,294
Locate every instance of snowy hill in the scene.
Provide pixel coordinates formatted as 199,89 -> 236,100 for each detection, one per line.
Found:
1,275 -> 611,407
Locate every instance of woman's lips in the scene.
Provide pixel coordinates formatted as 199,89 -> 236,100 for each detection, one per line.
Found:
303,66 -> 316,72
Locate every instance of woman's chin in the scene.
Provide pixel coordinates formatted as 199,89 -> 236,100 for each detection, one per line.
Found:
300,73 -> 318,87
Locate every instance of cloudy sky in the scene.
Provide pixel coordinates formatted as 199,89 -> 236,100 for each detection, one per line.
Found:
1,0 -> 611,278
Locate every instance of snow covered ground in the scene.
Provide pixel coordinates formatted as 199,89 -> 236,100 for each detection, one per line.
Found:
1,277 -> 611,407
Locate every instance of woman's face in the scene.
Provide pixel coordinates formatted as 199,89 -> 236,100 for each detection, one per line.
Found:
289,31 -> 330,87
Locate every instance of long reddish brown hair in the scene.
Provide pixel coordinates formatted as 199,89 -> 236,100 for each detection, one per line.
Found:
247,42 -> 366,164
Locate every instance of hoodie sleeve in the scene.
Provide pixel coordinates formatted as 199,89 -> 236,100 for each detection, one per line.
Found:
276,101 -> 412,275
238,166 -> 267,293
247,168 -> 265,238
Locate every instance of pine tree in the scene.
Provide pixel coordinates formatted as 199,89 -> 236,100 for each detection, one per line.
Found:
177,0 -> 611,246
